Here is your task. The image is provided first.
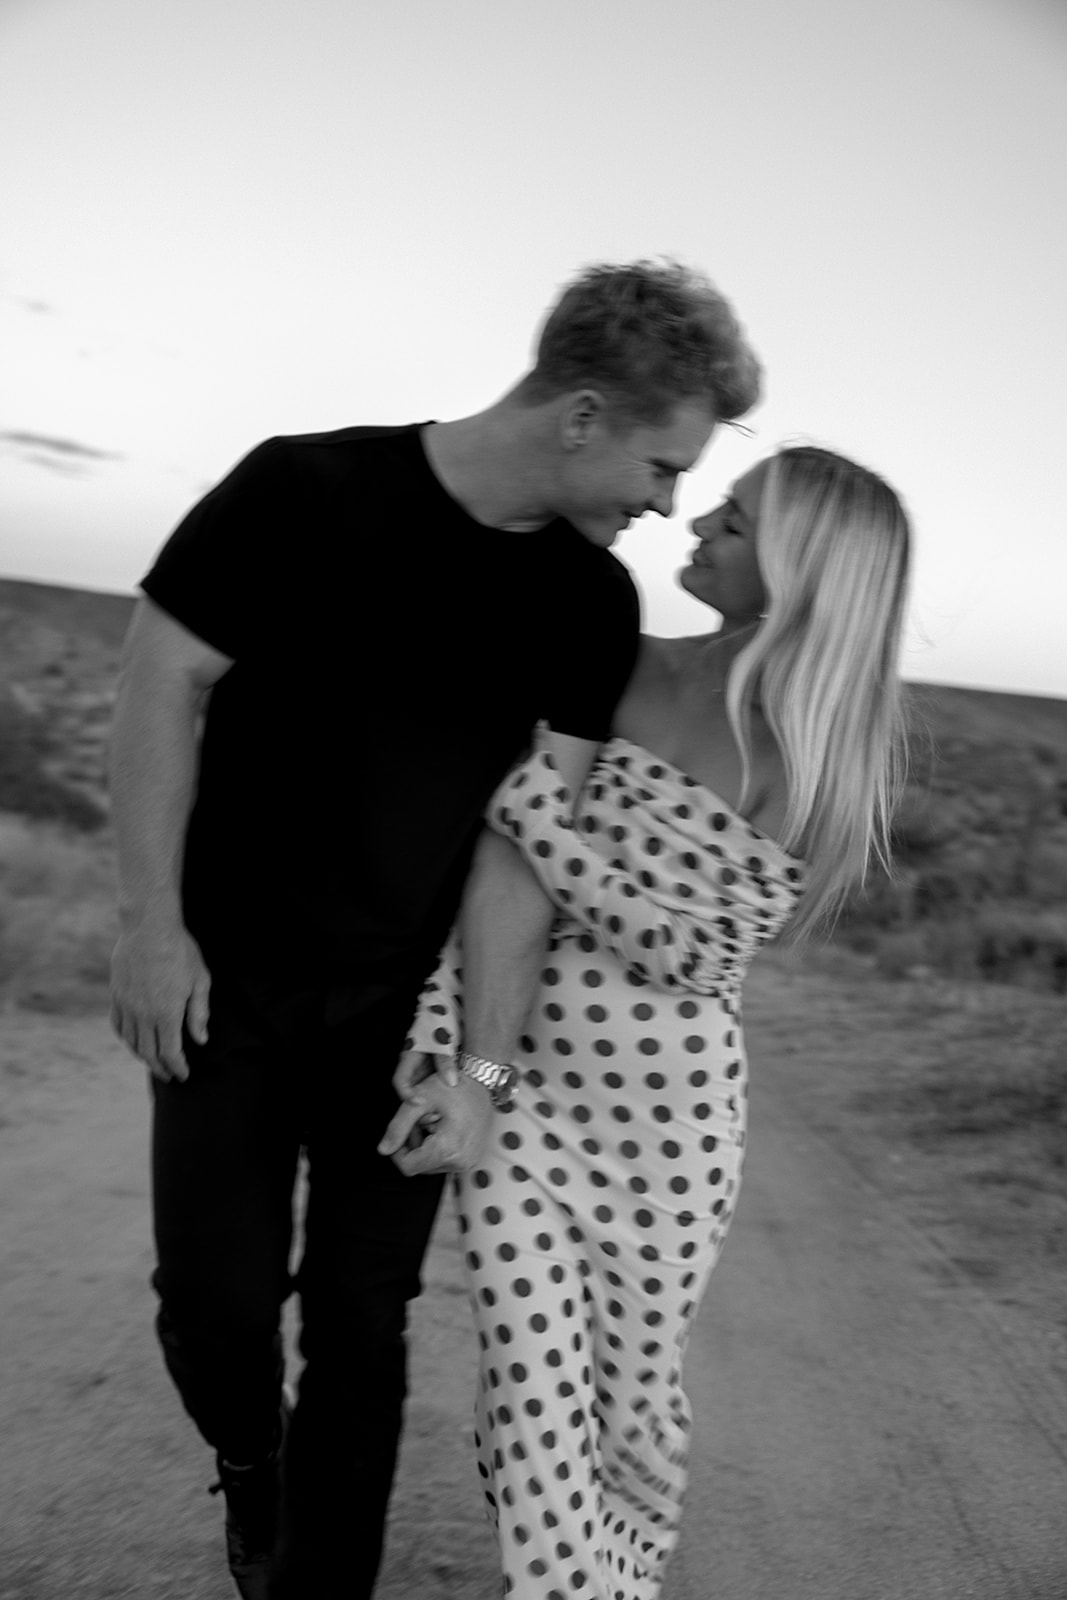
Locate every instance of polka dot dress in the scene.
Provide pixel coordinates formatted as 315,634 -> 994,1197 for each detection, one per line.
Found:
407,737 -> 805,1599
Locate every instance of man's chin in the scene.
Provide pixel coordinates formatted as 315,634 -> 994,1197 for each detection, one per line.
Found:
573,518 -> 622,549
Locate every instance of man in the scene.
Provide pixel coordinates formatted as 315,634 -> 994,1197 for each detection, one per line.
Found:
108,260 -> 760,1598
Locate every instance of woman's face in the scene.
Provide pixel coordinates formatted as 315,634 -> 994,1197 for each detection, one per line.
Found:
679,459 -> 769,621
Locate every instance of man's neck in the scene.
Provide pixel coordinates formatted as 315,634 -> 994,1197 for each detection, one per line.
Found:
422,398 -> 559,532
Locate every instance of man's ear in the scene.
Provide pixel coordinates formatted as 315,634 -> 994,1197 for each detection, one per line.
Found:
560,389 -> 609,451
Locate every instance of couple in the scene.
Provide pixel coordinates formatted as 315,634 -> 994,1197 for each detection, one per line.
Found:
109,259 -> 909,1599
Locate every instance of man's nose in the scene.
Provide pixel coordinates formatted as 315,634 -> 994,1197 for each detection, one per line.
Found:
650,483 -> 676,518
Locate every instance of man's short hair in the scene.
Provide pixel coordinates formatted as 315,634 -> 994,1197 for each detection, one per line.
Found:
519,259 -> 761,426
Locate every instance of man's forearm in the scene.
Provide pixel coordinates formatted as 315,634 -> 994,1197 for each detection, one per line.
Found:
109,671 -> 202,934
457,729 -> 600,1065
457,828 -> 557,1064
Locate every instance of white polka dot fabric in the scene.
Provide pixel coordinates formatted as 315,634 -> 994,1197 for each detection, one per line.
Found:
407,738 -> 805,1598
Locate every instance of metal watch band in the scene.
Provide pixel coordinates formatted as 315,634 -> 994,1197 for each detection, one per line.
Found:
455,1049 -> 517,1106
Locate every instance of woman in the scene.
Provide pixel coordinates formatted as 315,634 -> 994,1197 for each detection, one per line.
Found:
398,445 -> 910,1598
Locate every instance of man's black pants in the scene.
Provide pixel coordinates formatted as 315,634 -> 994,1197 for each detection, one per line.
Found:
149,979 -> 445,1598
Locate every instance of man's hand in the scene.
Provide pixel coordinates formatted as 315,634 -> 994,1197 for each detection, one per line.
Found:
110,925 -> 211,1083
378,1073 -> 494,1176
393,1048 -> 459,1101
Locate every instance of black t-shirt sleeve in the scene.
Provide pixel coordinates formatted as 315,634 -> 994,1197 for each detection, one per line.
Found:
140,436 -> 310,659
541,551 -> 641,741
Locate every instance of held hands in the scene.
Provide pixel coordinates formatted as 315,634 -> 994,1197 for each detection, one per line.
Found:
109,924 -> 211,1083
379,1051 -> 494,1177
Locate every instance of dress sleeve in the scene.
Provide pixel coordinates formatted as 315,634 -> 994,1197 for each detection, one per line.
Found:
402,932 -> 464,1056
487,747 -> 729,991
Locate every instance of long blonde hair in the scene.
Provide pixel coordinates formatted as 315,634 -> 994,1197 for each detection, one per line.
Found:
726,446 -> 911,935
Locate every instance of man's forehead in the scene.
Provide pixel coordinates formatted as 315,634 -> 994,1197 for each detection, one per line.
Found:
641,402 -> 715,468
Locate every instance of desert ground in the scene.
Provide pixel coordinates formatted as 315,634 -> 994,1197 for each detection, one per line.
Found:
3,577 -> 1066,1595
3,951 -> 1066,1600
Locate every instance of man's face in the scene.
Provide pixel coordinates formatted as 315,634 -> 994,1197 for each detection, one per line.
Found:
558,397 -> 716,548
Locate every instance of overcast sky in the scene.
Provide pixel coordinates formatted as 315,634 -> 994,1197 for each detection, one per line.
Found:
2,0 -> 1065,697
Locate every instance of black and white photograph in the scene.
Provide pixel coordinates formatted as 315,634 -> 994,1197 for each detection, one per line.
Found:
2,1 -> 1066,1596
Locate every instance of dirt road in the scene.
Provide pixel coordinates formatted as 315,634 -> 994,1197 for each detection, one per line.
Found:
2,972 -> 1065,1598
666,1053 -> 1067,1600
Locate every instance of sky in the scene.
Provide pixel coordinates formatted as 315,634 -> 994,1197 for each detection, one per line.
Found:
1,0 -> 1065,698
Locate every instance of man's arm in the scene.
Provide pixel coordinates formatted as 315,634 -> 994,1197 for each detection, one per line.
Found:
382,731 -> 599,1174
457,730 -> 598,1063
109,597 -> 233,1082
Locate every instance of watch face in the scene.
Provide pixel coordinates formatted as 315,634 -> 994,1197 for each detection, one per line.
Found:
494,1066 -> 519,1105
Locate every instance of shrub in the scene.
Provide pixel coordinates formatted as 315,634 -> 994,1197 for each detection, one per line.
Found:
871,903 -> 1067,994
0,693 -> 106,831
972,904 -> 1067,994
0,815 -> 116,1012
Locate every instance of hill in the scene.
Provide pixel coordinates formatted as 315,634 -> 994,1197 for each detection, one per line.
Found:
1,574 -> 1065,992
0,577 -> 135,827
845,681 -> 1067,990
0,576 -> 135,655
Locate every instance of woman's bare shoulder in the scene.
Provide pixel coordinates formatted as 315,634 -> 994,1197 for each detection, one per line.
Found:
641,633 -> 709,670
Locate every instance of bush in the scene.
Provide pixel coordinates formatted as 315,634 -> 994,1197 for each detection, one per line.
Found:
872,903 -> 1067,994
972,904 -> 1067,993
0,815 -> 116,1012
0,693 -> 106,831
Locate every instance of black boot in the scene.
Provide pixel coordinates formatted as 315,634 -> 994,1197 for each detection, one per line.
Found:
210,1401 -> 290,1600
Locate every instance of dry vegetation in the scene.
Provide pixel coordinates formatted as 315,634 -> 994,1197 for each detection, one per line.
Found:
0,573 -> 1065,1176
0,579 -> 129,1015
832,683 -> 1067,992
0,815 -> 116,1015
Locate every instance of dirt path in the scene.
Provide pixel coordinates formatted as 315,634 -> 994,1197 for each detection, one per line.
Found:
668,1036 -> 1067,1599
2,963 -> 1066,1598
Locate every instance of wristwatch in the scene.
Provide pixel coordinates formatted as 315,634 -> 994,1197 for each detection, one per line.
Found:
455,1049 -> 519,1109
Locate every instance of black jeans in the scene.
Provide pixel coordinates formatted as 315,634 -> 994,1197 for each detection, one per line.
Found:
149,978 -> 445,1598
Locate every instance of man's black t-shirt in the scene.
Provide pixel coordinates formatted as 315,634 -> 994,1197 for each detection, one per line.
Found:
141,424 -> 640,1015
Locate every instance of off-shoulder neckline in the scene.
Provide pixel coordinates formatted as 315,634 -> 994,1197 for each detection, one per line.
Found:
601,735 -> 805,868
